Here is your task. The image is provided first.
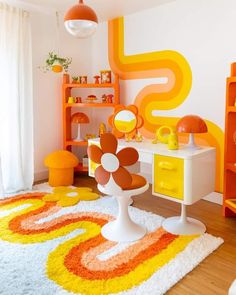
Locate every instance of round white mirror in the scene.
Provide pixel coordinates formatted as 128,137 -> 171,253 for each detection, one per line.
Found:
114,110 -> 137,133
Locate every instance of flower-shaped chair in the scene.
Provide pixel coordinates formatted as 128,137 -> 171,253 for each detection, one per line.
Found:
87,133 -> 149,242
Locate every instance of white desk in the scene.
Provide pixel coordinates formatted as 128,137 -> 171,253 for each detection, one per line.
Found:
88,139 -> 216,206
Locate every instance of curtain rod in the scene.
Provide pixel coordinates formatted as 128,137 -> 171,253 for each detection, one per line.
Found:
0,0 -> 55,15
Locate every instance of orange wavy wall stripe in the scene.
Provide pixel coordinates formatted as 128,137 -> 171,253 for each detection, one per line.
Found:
108,17 -> 224,192
0,193 -> 197,295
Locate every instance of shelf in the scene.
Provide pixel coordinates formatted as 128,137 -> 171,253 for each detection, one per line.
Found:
65,140 -> 88,147
227,77 -> 236,83
65,103 -> 118,108
227,106 -> 236,112
74,163 -> 88,173
63,73 -> 119,175
226,162 -> 236,173
63,83 -> 116,89
225,199 -> 236,214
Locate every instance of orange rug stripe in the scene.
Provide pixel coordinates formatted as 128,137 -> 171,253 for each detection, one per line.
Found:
81,228 -> 166,272
64,231 -> 177,280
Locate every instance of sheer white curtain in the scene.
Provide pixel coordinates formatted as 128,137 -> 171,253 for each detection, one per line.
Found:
0,2 -> 33,194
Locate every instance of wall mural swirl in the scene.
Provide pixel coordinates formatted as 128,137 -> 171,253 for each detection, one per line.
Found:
108,17 -> 224,192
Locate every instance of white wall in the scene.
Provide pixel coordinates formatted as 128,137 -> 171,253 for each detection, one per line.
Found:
32,0 -> 236,188
90,0 -> 236,204
31,12 -> 92,180
92,0 -> 236,131
123,0 -> 236,129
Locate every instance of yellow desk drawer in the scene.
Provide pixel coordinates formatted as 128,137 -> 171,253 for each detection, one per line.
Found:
154,154 -> 184,200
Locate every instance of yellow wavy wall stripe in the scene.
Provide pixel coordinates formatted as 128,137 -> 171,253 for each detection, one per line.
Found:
108,17 -> 224,192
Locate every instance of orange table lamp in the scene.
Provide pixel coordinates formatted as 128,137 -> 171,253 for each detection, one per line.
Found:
177,115 -> 208,149
71,112 -> 89,142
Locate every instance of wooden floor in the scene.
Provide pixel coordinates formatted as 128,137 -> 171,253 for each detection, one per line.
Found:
76,175 -> 236,295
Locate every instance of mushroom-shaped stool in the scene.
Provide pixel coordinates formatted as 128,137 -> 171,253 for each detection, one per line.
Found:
44,150 -> 79,187
177,115 -> 208,149
71,112 -> 90,142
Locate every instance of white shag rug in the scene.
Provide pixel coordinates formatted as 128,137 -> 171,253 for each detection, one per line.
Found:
0,183 -> 223,295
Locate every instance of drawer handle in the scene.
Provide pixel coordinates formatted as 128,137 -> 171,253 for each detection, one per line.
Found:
159,181 -> 175,191
158,161 -> 175,171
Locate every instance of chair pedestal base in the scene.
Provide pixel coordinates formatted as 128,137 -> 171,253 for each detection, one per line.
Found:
102,220 -> 146,242
110,196 -> 133,205
162,216 -> 206,235
101,194 -> 146,242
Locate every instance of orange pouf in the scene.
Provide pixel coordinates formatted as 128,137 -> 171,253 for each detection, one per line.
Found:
44,151 -> 79,187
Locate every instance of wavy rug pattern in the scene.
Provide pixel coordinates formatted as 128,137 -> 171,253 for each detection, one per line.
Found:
0,184 -> 223,295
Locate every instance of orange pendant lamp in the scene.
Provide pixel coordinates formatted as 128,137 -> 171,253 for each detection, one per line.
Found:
64,0 -> 98,38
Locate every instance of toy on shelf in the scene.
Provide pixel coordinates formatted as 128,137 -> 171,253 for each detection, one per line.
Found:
108,105 -> 144,140
71,112 -> 90,142
177,115 -> 208,149
75,96 -> 82,103
101,94 -> 114,103
107,94 -> 113,103
86,95 -> 97,103
99,123 -> 106,137
68,96 -> 75,104
153,126 -> 179,150
72,76 -> 79,83
102,94 -> 107,103
94,75 -> 100,84
44,150 -> 78,186
100,70 -> 111,83
80,76 -> 87,84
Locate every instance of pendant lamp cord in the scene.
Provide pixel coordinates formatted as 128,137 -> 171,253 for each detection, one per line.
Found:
55,11 -> 60,55
79,0 -> 84,4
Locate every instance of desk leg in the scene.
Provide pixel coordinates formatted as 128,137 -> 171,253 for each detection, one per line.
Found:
162,203 -> 206,235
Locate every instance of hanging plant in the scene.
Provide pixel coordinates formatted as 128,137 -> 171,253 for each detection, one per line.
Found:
40,52 -> 72,73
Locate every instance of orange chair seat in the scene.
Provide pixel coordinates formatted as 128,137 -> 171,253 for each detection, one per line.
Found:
123,174 -> 147,190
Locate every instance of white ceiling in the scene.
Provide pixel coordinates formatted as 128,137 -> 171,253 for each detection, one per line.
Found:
13,0 -> 175,20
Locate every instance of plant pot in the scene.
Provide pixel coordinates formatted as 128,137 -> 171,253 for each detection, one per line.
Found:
52,64 -> 63,73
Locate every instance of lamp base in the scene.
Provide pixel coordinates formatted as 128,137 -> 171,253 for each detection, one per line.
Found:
73,136 -> 84,142
185,133 -> 201,150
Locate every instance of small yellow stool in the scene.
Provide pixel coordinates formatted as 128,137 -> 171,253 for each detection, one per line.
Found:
44,150 -> 79,187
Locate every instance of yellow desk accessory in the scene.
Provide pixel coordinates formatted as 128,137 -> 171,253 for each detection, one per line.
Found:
152,126 -> 179,150
99,123 -> 107,137
135,132 -> 143,142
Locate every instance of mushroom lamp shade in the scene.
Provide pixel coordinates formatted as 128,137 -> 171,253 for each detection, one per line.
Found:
176,115 -> 208,149
71,112 -> 90,142
64,0 -> 98,38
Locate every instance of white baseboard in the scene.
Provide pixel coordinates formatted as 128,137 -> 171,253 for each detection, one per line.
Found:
34,170 -> 48,182
203,192 -> 223,205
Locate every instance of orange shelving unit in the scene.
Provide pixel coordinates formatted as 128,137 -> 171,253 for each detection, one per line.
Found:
223,62 -> 236,217
62,73 -> 120,173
